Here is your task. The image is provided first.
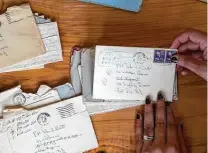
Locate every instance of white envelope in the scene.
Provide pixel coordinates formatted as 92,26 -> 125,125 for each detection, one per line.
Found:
0,96 -> 98,153
93,46 -> 177,102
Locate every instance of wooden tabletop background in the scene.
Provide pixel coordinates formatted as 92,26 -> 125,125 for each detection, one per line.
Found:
0,0 -> 207,152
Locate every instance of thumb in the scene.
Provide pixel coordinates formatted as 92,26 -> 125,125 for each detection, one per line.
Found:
172,54 -> 207,80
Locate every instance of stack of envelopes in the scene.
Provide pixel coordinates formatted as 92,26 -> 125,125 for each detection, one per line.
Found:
0,45 -> 178,153
0,4 -> 178,153
0,84 -> 98,153
0,4 -> 63,73
71,46 -> 178,115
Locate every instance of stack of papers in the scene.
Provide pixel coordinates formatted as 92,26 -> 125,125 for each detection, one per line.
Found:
0,45 -> 178,152
0,4 -> 63,73
0,84 -> 98,153
71,46 -> 178,115
0,96 -> 98,153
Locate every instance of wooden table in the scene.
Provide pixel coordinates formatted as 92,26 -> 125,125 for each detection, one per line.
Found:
0,0 -> 207,152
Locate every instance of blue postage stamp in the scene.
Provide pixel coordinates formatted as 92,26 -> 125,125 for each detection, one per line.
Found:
154,50 -> 166,63
165,50 -> 177,63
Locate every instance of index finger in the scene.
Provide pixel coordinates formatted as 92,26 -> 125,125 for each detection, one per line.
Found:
135,113 -> 143,153
170,29 -> 207,50
154,94 -> 166,145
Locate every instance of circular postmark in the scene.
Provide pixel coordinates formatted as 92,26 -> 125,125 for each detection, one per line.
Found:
37,112 -> 51,126
13,93 -> 26,105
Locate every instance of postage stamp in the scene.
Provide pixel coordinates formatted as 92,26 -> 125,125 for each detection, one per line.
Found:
153,50 -> 166,63
37,112 -> 51,126
165,50 -> 177,63
13,93 -> 26,105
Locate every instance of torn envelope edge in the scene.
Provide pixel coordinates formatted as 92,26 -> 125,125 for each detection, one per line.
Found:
0,83 -> 76,117
34,13 -> 52,24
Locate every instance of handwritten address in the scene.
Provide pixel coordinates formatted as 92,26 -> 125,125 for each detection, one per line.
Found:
98,50 -> 152,95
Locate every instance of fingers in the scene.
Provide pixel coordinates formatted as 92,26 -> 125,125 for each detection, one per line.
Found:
170,29 -> 207,51
153,92 -> 166,145
177,41 -> 200,53
173,54 -> 207,80
192,51 -> 206,61
177,65 -> 189,76
177,123 -> 188,153
181,70 -> 189,76
166,103 -> 179,150
136,113 -> 143,153
141,96 -> 154,152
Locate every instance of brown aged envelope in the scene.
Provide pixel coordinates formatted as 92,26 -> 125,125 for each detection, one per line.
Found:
0,4 -> 45,68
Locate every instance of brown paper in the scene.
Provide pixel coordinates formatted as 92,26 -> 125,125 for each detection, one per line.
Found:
0,4 -> 45,68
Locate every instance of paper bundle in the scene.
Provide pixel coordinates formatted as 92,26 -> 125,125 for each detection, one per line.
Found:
0,4 -> 63,73
71,46 -> 178,115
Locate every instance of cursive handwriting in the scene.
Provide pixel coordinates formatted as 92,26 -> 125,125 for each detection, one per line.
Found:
98,50 -> 152,95
0,50 -> 8,56
34,132 -> 82,153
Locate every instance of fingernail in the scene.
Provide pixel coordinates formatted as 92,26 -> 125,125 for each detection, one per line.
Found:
165,101 -> 170,106
136,114 -> 141,119
180,122 -> 184,130
145,96 -> 151,104
97,151 -> 106,153
171,55 -> 178,63
157,92 -> 164,101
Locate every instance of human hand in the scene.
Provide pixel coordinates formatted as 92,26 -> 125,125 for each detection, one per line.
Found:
170,29 -> 207,81
135,93 -> 187,153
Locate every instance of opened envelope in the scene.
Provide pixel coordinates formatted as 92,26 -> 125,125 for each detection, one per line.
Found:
0,4 -> 45,68
0,96 -> 98,153
93,46 -> 177,102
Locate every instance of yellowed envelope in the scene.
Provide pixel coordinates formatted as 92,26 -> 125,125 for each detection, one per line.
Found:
0,4 -> 45,68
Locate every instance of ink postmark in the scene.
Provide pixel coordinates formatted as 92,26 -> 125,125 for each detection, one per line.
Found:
153,50 -> 166,63
37,112 -> 51,126
165,50 -> 177,63
13,93 -> 26,105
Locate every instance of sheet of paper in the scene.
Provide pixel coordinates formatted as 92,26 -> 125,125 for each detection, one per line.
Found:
34,14 -> 51,24
0,22 -> 63,73
71,47 -> 82,94
85,101 -> 143,115
81,48 -> 97,102
93,46 -> 177,102
0,4 -> 45,68
0,96 -> 98,153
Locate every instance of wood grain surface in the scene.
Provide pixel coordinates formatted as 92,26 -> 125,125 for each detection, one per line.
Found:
0,0 -> 207,153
